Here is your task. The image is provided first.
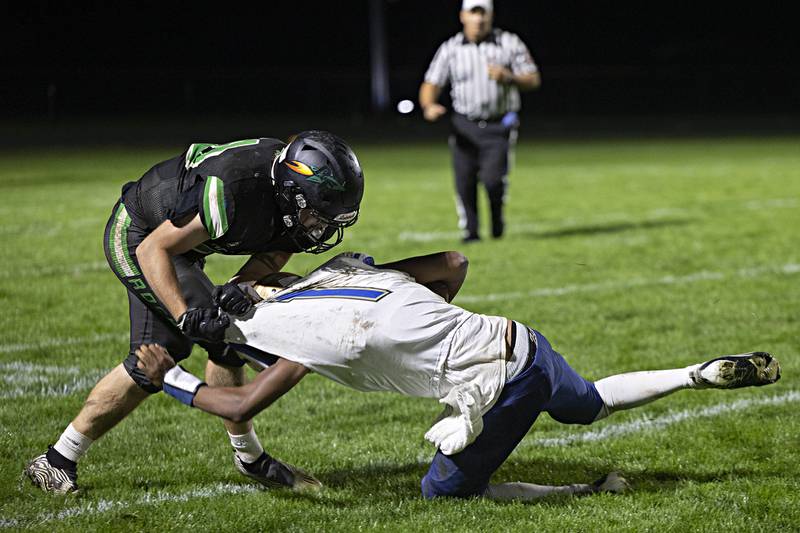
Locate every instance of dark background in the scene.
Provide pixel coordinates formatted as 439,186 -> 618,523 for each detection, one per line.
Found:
2,1 -> 798,142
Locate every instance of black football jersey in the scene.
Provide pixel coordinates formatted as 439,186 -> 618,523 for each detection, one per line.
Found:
122,138 -> 305,257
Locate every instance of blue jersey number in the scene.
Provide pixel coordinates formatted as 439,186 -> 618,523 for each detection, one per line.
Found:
274,287 -> 390,303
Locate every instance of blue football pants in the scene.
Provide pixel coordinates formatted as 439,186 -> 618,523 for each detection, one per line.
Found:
421,327 -> 604,498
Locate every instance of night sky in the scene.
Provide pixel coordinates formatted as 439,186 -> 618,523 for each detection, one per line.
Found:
3,1 -> 798,118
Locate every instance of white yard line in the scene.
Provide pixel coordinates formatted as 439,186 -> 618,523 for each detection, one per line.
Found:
1,199 -> 795,278
0,332 -> 126,354
743,198 -> 798,209
4,392 -> 796,528
526,390 -> 799,448
0,261 -> 108,280
0,361 -> 110,399
1,262 -> 797,355
396,198 -> 797,243
0,374 -> 108,399
0,217 -> 99,237
0,483 -> 261,529
456,262 -> 800,304
393,213 -> 668,242
0,361 -> 88,375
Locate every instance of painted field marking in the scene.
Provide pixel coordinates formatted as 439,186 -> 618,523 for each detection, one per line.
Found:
0,333 -> 126,354
744,198 -> 798,209
1,198 -> 795,278
0,261 -> 108,280
5,392 -> 796,527
526,390 -> 799,448
0,361 -> 110,399
1,261 -> 796,357
397,198 -> 798,243
0,374 -> 108,399
0,483 -> 261,529
456,262 -> 800,304
0,361 -> 90,375
0,217 -> 99,237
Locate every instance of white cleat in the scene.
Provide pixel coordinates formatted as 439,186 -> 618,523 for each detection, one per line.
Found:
691,352 -> 781,389
592,471 -> 630,494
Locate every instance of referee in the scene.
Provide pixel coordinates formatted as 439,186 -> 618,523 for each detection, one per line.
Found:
419,0 -> 540,242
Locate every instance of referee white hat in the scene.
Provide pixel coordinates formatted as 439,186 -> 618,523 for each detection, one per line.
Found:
462,0 -> 492,11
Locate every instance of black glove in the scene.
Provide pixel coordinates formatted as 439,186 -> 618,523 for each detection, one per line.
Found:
212,282 -> 254,315
178,307 -> 230,343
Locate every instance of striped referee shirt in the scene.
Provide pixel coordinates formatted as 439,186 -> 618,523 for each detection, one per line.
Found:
424,28 -> 538,121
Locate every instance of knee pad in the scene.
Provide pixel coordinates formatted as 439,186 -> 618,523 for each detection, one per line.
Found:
421,474 -> 487,500
421,454 -> 488,500
122,352 -> 161,394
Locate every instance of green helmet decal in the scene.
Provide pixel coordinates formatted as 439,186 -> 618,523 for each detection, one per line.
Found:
306,165 -> 346,191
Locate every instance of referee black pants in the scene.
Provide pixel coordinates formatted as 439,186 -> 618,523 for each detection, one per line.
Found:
450,113 -> 515,240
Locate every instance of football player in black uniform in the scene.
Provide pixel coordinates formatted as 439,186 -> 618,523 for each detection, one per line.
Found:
25,131 -> 364,493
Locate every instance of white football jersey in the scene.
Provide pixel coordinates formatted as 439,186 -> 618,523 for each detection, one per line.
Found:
226,254 -> 507,402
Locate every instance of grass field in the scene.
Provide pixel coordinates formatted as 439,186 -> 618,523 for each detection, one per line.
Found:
1,135 -> 798,531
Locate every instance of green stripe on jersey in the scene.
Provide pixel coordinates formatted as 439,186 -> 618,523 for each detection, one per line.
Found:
203,176 -> 228,239
185,139 -> 260,169
184,143 -> 215,169
108,203 -> 141,278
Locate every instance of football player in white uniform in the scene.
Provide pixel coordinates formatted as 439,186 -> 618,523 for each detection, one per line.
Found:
137,251 -> 781,501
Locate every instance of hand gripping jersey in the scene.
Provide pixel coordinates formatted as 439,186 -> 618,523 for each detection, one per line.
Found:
226,253 -> 508,453
121,138 -> 305,258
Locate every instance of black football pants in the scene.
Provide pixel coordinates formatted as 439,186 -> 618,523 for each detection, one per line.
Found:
450,113 -> 514,240
103,198 -> 244,393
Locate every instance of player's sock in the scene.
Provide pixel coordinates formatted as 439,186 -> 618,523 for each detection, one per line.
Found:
228,428 -> 265,464
45,446 -> 76,473
484,482 -> 594,501
52,423 -> 93,466
593,366 -> 697,420
485,473 -> 629,501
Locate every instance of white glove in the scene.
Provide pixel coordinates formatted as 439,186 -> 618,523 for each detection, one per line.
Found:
424,383 -> 484,455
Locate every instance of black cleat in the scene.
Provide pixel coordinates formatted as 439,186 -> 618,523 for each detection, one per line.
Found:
234,452 -> 322,492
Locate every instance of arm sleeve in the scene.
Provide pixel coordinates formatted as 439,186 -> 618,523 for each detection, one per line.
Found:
197,175 -> 232,239
423,41 -> 452,87
508,34 -> 538,75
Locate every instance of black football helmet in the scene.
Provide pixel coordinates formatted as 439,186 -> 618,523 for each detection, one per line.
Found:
271,131 -> 364,254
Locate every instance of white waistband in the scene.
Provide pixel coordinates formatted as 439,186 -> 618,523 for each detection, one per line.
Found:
506,321 -> 534,381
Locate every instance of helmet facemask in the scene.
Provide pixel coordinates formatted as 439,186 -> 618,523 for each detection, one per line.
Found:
273,171 -> 359,254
